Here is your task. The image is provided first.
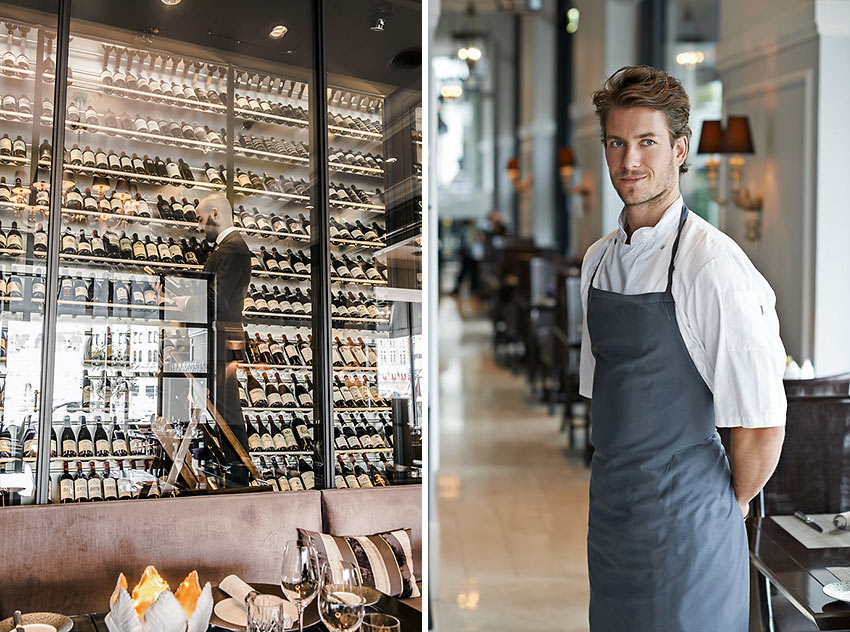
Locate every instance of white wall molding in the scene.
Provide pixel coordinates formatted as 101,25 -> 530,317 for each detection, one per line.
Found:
716,1 -> 817,72
724,69 -> 815,359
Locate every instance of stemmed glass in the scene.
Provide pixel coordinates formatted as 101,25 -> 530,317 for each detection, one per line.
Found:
280,539 -> 319,632
318,560 -> 366,632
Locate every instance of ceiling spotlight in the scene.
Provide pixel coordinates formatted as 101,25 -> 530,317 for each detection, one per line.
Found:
466,46 -> 482,61
370,17 -> 385,32
458,47 -> 469,61
269,25 -> 288,39
160,0 -> 181,5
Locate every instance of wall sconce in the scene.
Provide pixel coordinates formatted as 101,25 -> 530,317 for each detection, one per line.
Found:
507,157 -> 532,193
697,116 -> 763,241
558,147 -> 592,199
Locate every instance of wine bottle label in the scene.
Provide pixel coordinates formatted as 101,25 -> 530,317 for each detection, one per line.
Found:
282,428 -> 298,448
62,439 -> 76,454
96,439 -> 110,454
145,242 -> 158,258
62,234 -> 77,251
6,233 -> 21,250
132,289 -> 144,303
357,474 -> 373,488
296,424 -> 311,441
77,241 -> 92,254
259,433 -> 273,450
300,348 -> 313,363
258,342 -> 270,355
130,438 -> 144,453
371,434 -> 384,448
91,237 -> 104,252
294,262 -> 308,274
266,258 -> 279,270
342,349 -> 356,365
116,286 -> 128,301
347,437 -> 361,450
333,391 -> 345,405
118,478 -> 132,498
289,477 -> 305,491
78,439 -> 93,453
251,256 -> 261,269
286,347 -> 300,361
366,268 -> 382,280
267,391 -> 282,406
282,393 -> 296,406
169,244 -> 183,259
60,479 -> 75,501
336,265 -> 350,278
243,296 -> 255,311
248,434 -> 262,451
205,168 -> 220,183
299,394 -> 313,407
103,478 -> 118,498
88,478 -> 102,499
269,342 -> 283,357
144,289 -> 157,303
158,244 -> 171,259
272,433 -> 287,450
301,471 -> 315,490
345,474 -> 360,488
280,300 -> 292,313
237,173 -> 252,187
249,387 -> 266,405
132,242 -> 146,258
70,147 -> 83,163
0,438 -> 10,453
113,439 -> 128,453
367,305 -> 380,317
166,163 -> 181,179
24,438 -> 37,455
335,474 -> 348,489
335,436 -> 348,449
74,478 -> 88,499
360,435 -> 373,449
277,476 -> 292,491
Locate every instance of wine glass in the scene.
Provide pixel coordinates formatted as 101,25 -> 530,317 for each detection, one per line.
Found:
318,560 -> 365,632
280,539 -> 319,632
361,613 -> 400,632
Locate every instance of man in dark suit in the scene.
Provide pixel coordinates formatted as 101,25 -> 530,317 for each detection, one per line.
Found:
194,192 -> 252,485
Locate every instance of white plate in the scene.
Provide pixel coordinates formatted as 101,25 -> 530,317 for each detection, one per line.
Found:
823,581 -> 850,602
213,597 -> 297,628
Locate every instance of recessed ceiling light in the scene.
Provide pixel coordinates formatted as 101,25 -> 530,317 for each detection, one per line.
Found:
269,25 -> 288,39
161,0 -> 181,5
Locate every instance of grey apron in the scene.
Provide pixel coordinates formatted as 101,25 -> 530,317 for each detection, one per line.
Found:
586,203 -> 749,631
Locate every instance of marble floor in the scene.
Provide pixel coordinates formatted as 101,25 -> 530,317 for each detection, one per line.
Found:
432,297 -> 591,631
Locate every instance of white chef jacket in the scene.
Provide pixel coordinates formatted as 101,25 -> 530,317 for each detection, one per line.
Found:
579,196 -> 787,428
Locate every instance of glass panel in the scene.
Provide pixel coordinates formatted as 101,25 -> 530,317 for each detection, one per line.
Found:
0,2 -> 59,506
325,0 -> 422,487
46,1 -> 316,502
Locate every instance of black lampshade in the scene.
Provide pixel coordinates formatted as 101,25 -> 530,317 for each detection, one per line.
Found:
696,120 -> 724,154
724,116 -> 755,154
114,178 -> 131,200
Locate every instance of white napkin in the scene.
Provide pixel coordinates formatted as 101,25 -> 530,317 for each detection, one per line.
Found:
218,575 -> 256,603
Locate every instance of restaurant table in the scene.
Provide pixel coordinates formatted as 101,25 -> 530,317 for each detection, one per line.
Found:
749,516 -> 850,630
82,582 -> 421,632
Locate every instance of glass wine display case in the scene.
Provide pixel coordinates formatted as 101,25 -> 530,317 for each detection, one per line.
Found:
0,0 -> 422,507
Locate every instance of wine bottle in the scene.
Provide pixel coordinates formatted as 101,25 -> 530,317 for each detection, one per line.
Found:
102,462 -> 119,501
117,461 -> 133,499
87,461 -> 104,501
298,457 -> 315,490
94,418 -> 110,456
267,334 -> 285,365
73,461 -> 89,502
246,372 -> 268,408
61,415 -> 76,457
131,233 -> 147,260
247,418 -> 262,452
254,332 -> 273,364
112,419 -> 129,456
275,374 -> 297,409
282,335 -> 303,366
81,370 -> 91,412
264,372 -> 282,408
78,416 -> 94,457
337,455 -> 360,489
59,462 -> 75,504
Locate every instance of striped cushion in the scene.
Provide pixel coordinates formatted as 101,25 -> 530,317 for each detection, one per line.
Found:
297,527 -> 421,599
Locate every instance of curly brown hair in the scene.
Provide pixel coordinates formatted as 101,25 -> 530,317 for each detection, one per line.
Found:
592,65 -> 692,174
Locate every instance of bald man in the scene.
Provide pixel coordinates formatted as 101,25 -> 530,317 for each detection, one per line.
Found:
196,193 -> 252,485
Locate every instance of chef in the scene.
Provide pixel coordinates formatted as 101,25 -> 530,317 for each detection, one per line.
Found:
579,65 -> 786,631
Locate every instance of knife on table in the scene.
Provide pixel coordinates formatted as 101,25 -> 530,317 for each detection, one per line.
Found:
794,510 -> 824,533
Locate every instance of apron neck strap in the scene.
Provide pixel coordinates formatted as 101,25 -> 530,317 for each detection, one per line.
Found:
665,201 -> 689,295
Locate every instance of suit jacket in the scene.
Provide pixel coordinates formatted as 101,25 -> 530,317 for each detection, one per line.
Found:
204,229 -> 251,337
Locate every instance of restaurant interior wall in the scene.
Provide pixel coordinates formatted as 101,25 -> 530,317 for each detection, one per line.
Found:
717,0 -> 850,376
569,0 -> 640,255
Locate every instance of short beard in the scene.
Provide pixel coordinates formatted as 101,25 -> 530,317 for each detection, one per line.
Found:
614,160 -> 678,211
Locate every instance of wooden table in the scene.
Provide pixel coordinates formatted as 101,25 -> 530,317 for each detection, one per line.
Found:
749,516 -> 850,630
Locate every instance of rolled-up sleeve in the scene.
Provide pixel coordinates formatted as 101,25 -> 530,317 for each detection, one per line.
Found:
684,255 -> 787,428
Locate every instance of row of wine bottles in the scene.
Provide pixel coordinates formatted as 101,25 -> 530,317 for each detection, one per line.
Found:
243,286 -> 388,320
57,460 -> 147,503
237,371 -> 388,410
59,228 -> 210,264
254,453 -> 392,492
243,332 -> 378,369
0,415 -> 147,460
250,247 -> 387,282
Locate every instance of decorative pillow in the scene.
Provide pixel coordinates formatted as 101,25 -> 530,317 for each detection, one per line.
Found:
297,527 -> 420,599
